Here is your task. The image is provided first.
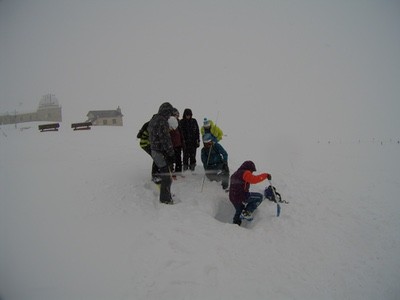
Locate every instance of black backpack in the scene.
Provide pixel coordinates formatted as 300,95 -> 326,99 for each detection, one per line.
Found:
264,185 -> 282,203
137,121 -> 150,139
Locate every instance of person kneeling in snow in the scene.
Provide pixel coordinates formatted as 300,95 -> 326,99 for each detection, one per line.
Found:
201,133 -> 229,190
229,161 -> 271,226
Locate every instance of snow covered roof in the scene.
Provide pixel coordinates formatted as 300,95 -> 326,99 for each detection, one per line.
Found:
87,107 -> 123,118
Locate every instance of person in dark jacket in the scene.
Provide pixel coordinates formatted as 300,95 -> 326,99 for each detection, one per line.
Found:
179,108 -> 200,171
148,102 -> 176,204
137,120 -> 160,183
201,133 -> 229,190
229,160 -> 271,226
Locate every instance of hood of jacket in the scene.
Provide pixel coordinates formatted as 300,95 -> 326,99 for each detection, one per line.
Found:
158,102 -> 174,117
183,108 -> 192,118
238,160 -> 256,172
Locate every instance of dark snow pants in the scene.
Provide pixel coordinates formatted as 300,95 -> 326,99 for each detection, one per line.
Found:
152,150 -> 172,203
183,146 -> 197,170
232,192 -> 264,224
159,165 -> 172,203
205,164 -> 229,189
245,192 -> 264,213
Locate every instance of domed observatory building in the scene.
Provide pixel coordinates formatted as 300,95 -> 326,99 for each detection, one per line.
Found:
0,94 -> 62,125
36,94 -> 62,122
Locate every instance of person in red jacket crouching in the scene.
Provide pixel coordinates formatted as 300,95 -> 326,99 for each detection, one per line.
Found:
228,161 -> 271,226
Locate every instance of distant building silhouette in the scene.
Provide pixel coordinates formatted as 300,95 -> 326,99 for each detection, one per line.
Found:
0,94 -> 62,125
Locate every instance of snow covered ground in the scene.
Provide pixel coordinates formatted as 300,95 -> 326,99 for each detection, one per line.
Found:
0,123 -> 399,300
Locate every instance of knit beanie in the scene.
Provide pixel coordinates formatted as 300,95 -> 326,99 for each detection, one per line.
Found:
202,133 -> 213,143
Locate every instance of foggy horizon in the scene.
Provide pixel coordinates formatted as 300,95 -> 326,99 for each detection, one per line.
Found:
1,0 -> 399,140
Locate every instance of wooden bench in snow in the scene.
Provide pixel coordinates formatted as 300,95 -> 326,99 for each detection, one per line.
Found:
38,123 -> 60,132
71,122 -> 92,131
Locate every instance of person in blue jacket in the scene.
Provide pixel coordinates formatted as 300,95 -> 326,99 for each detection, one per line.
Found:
201,133 -> 229,190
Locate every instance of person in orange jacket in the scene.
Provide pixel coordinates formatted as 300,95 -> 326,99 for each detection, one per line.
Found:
228,160 -> 271,226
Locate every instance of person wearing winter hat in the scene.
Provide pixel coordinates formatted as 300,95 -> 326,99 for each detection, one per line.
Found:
168,115 -> 178,130
168,114 -> 184,175
200,118 -> 223,143
201,133 -> 229,190
148,102 -> 176,204
229,161 -> 271,226
179,108 -> 200,171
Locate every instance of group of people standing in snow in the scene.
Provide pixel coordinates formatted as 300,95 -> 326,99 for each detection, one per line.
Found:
137,102 -> 271,226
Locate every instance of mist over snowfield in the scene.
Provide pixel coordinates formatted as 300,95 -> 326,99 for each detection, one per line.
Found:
0,1 -> 399,141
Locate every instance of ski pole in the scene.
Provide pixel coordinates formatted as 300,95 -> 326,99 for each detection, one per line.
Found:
269,180 -> 281,217
200,145 -> 212,192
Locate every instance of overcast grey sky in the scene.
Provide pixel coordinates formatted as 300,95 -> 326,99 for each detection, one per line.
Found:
1,0 -> 399,140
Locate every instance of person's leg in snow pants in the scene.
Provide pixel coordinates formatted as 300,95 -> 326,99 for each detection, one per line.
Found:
245,192 -> 264,213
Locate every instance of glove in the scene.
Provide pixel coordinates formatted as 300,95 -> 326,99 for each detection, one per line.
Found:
266,173 -> 272,180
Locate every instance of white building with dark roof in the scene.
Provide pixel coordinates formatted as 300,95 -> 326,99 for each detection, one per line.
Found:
86,106 -> 123,126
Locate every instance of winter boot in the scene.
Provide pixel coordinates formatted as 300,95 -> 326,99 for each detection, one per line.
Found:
160,199 -> 173,205
233,217 -> 242,226
240,210 -> 253,221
